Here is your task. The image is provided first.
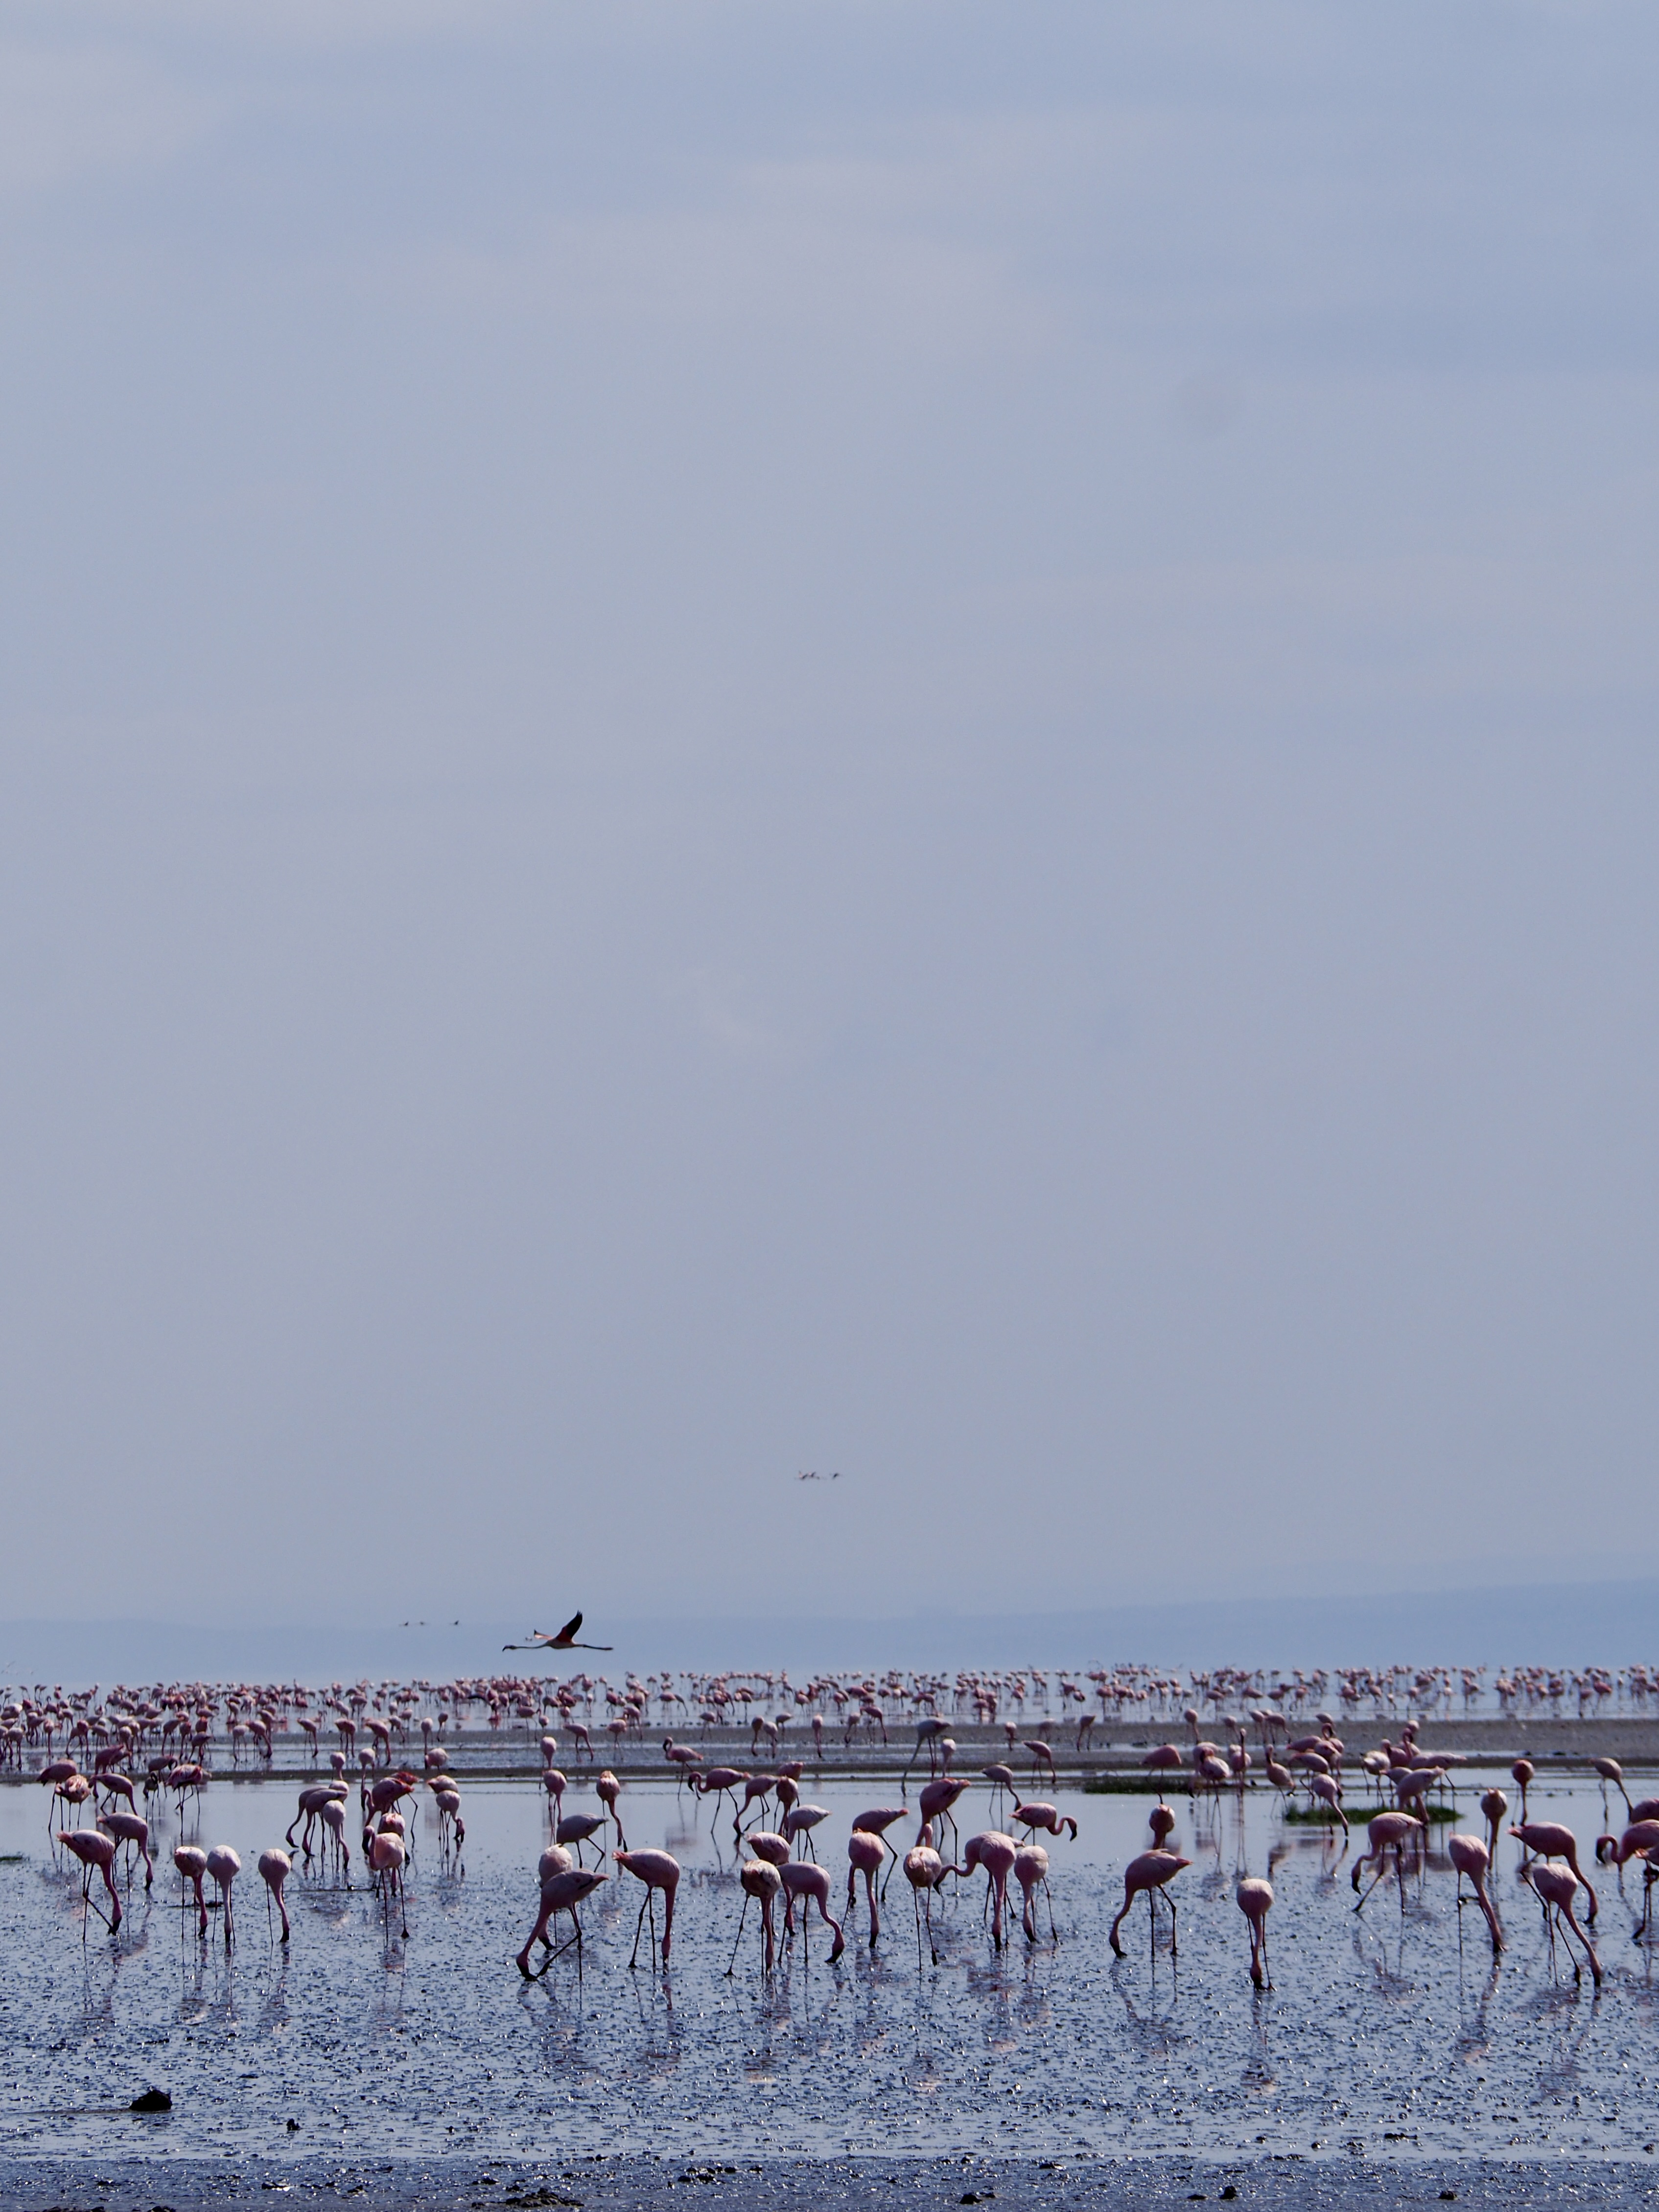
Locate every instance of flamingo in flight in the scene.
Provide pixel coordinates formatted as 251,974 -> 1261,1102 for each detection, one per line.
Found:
503,1611 -> 614,1653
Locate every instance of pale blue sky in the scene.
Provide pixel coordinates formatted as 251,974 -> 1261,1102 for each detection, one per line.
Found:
2,1 -> 1657,1629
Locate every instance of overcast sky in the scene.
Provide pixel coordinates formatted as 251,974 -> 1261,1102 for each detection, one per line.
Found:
2,1 -> 1657,1635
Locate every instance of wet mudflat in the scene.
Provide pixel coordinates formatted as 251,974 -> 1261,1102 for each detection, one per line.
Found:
1,1772 -> 1655,2204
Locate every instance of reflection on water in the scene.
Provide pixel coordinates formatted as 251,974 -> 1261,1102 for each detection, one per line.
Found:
0,1772 -> 1653,2165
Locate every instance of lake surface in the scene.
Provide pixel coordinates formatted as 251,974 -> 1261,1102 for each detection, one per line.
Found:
1,1769 -> 1655,2181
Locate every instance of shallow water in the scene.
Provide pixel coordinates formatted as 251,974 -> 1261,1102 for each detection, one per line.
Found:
1,1770 -> 1655,2173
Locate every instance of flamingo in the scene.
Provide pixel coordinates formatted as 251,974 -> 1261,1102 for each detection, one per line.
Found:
613,1848 -> 678,1969
1351,1813 -> 1424,1915
62,1828 -> 121,1932
1522,1859 -> 1602,1987
1510,1823 -> 1597,1921
903,1821 -> 948,1965
779,1861 -> 844,1959
258,1849 -> 292,1943
174,1843 -> 208,1935
205,1845 -> 240,1950
846,1830 -> 884,1946
953,1831 -> 1018,1949
596,1770 -> 628,1850
517,1866 -> 608,1976
502,1612 -> 613,1652
1014,1843 -> 1054,1943
1109,1850 -> 1190,1959
1447,1834 -> 1502,1955
99,1811 -> 153,1889
1236,1876 -> 1273,1987
727,1858 -> 782,1977
1011,1801 -> 1077,1843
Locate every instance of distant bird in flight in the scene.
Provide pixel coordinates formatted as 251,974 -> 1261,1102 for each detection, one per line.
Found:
797,1471 -> 842,1482
502,1611 -> 613,1652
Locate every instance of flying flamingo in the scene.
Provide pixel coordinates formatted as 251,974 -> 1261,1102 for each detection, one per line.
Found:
502,1612 -> 613,1652
1236,1876 -> 1273,1987
779,1861 -> 844,1960
727,1858 -> 782,1978
517,1866 -> 608,1977
846,1830 -> 884,1947
62,1829 -> 122,1933
205,1845 -> 240,1950
258,1849 -> 293,1943
1447,1834 -> 1503,1955
1109,1849 -> 1190,1959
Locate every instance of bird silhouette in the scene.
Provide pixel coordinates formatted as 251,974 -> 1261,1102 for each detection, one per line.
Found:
503,1611 -> 613,1652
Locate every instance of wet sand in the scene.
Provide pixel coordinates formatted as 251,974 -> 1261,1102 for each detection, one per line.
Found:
5,1773 -> 1656,2208
2,2149 -> 1657,2211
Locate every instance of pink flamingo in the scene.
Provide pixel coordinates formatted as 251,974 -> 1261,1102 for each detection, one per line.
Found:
1351,1812 -> 1424,1914
1014,1843 -> 1054,1943
779,1860 -> 844,1960
556,1813 -> 607,1866
746,1829 -> 790,1868
916,1777 -> 968,1857
851,1805 -> 908,1894
538,1843 -> 574,1882
783,1804 -> 830,1859
953,1831 -> 1018,1949
1309,1773 -> 1349,1834
1522,1859 -> 1602,1987
1110,1849 -> 1190,1959
62,1828 -> 122,1932
1148,1804 -> 1177,1848
846,1830 -> 884,1946
1236,1876 -> 1272,1987
517,1866 -> 608,1977
903,1822 -> 948,1964
541,1770 -> 567,1826
1012,1800 -> 1077,1843
1511,1758 -> 1534,1822
1022,1739 -> 1057,1789
258,1849 -> 292,1943
728,1857 -> 782,1976
596,1770 -> 628,1850
1447,1833 -> 1503,1954
1141,1745 -> 1185,1799
1510,1823 -> 1597,1921
1479,1787 -> 1507,1858
174,1843 -> 209,1934
205,1845 -> 240,1950
99,1811 -> 152,1889
368,1829 -> 407,1937
613,1848 -> 678,1969
1596,1822 -> 1659,1939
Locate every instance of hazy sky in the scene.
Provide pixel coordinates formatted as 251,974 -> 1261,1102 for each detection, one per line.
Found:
3,1 -> 1658,1633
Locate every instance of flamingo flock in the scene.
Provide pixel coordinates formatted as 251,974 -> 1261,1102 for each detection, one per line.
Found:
17,1663 -> 1657,2008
